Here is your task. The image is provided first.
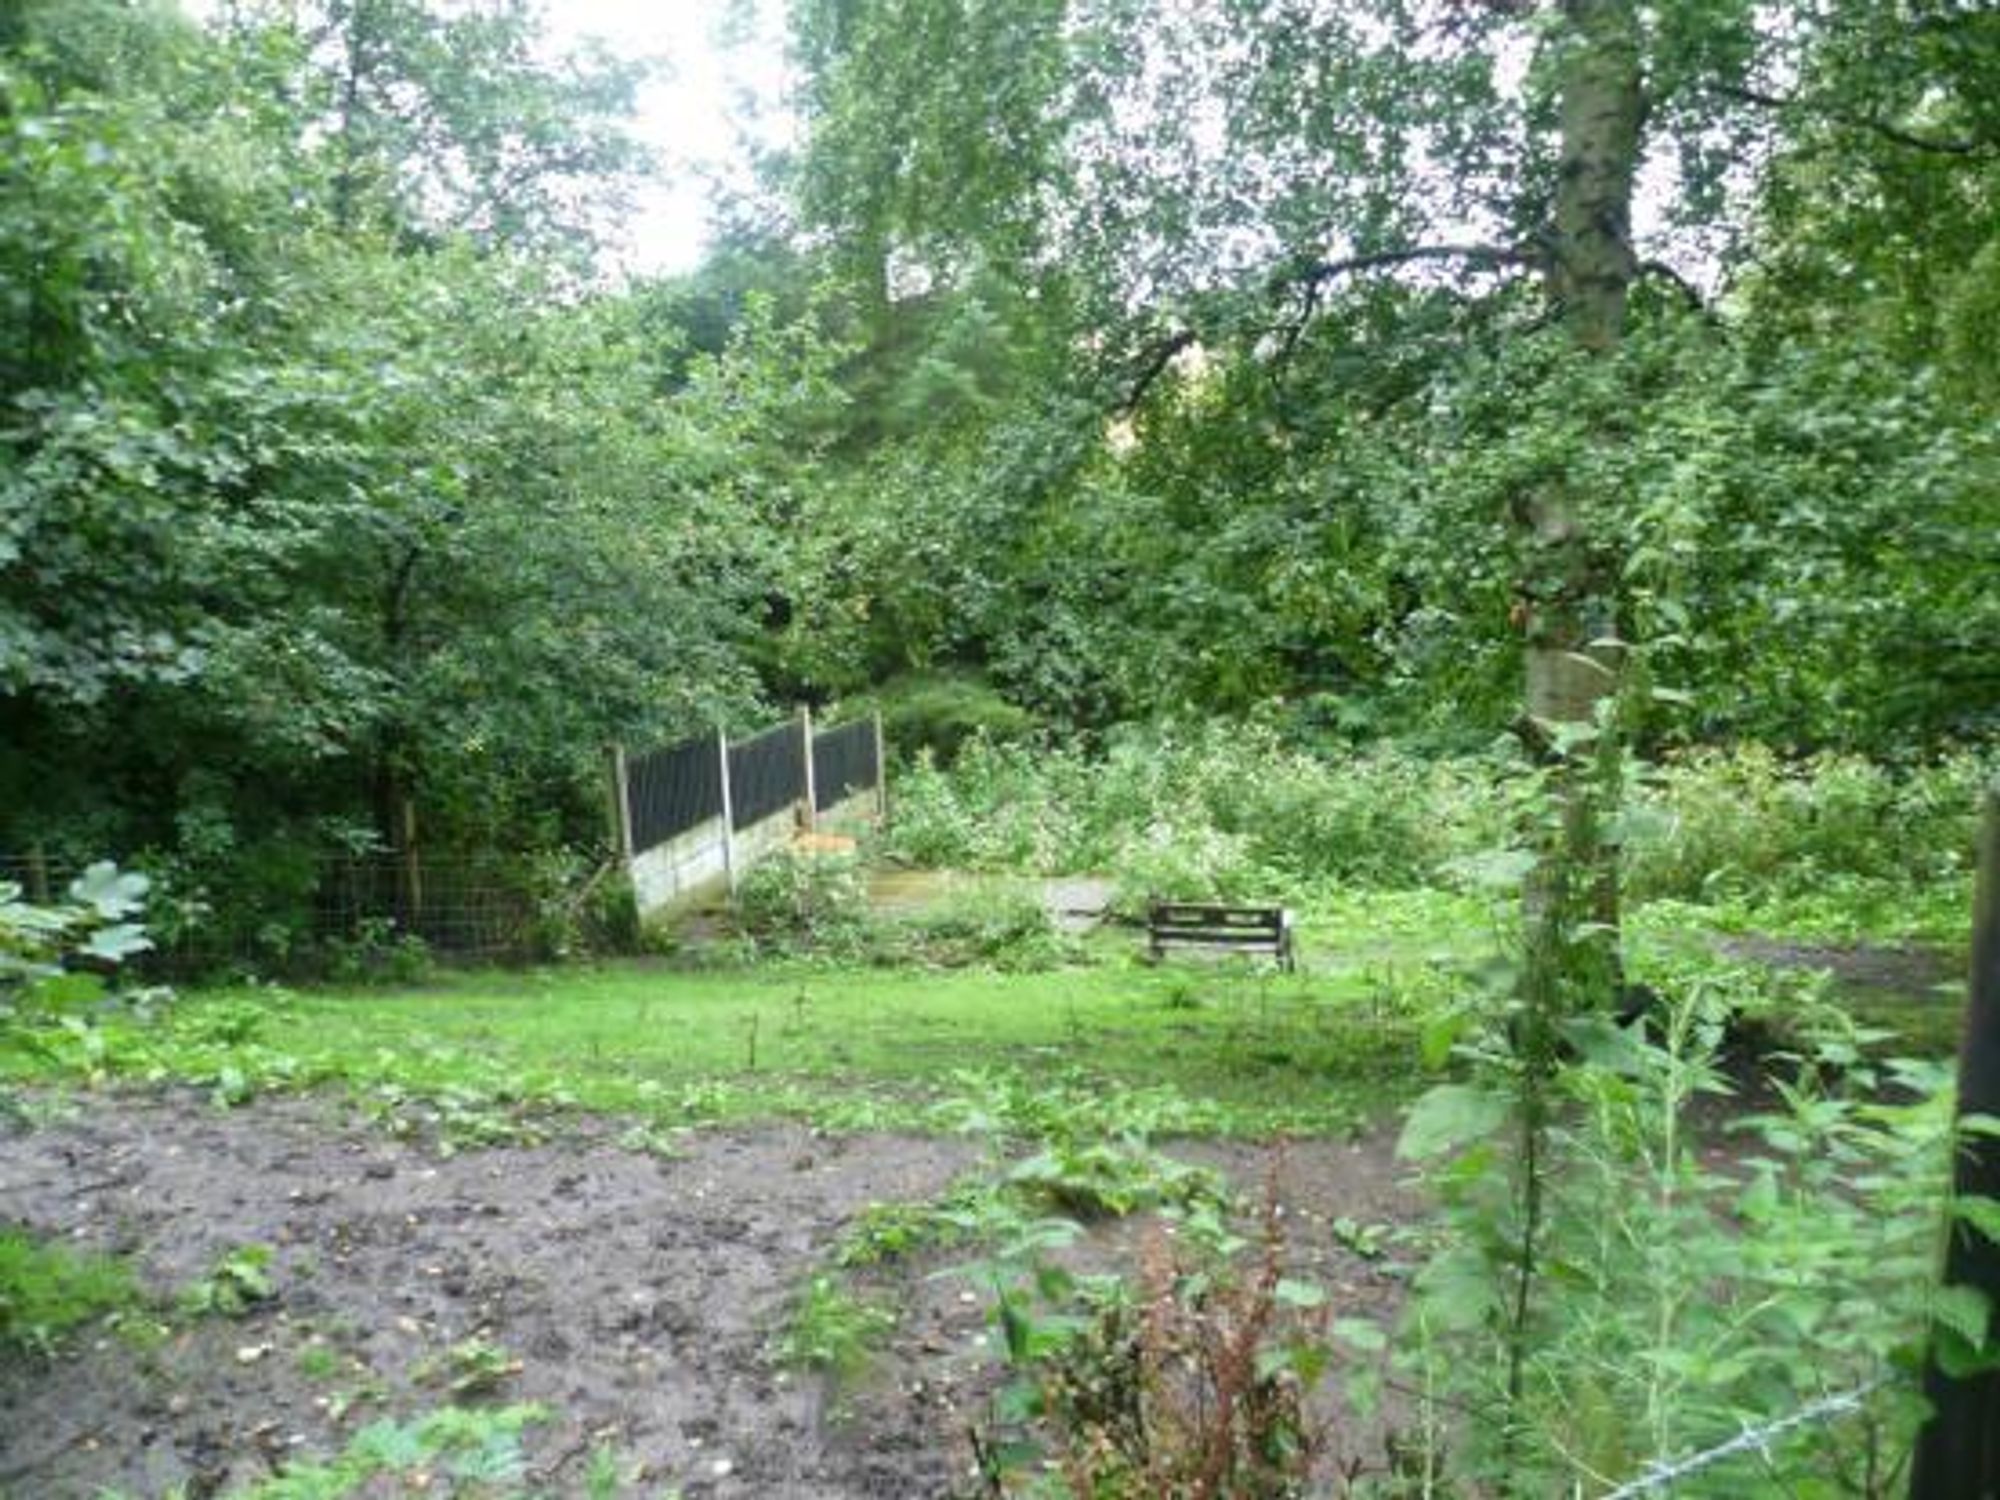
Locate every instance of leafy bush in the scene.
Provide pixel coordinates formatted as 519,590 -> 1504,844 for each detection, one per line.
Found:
1625,746 -> 1986,905
1394,922 -> 1964,1494
883,722 -> 1513,894
731,850 -> 873,957
883,726 -> 1983,936
967,1202 -> 1341,1497
323,918 -> 433,987
874,670 -> 1038,764
891,881 -> 1075,969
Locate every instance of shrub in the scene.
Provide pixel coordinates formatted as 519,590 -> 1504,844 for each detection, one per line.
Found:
874,670 -> 1037,764
1624,746 -> 1986,904
893,881 -> 1075,969
881,721 -> 1512,894
731,850 -> 872,957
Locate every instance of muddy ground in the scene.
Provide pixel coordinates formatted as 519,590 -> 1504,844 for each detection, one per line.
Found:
0,1093 -> 1413,1499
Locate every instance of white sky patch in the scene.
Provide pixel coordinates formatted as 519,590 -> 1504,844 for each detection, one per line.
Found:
536,0 -> 792,277
180,0 -> 791,276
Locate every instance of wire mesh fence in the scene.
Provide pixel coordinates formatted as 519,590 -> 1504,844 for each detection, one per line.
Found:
5,712 -> 888,974
3,849 -> 572,975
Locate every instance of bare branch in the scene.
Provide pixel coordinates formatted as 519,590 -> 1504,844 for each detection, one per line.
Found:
1297,242 -> 1541,286
1117,328 -> 1199,414
1721,82 -> 1994,157
1636,259 -> 1707,312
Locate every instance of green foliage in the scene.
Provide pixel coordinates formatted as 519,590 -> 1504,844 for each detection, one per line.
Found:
775,1275 -> 897,1385
962,1212 -> 1337,1498
414,1337 -> 523,1400
323,920 -> 434,988
885,881 -> 1074,971
869,672 -> 1035,765
885,731 -> 1982,946
1394,896 -> 1966,1493
730,851 -> 873,959
0,1229 -> 139,1354
221,1403 -> 546,1499
1626,747 -> 1987,909
182,1243 -> 277,1318
1004,1140 -> 1223,1221
884,724 -> 1513,894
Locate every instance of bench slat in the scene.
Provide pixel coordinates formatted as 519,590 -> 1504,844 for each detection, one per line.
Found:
1146,902 -> 1297,971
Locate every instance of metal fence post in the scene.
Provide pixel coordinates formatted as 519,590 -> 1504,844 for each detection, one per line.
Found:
799,706 -> 818,833
716,727 -> 738,895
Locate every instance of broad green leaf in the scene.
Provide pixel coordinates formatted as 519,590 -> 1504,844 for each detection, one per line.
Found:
1398,1084 -> 1509,1160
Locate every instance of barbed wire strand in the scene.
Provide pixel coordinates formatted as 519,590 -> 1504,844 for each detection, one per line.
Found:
1596,1378 -> 1893,1500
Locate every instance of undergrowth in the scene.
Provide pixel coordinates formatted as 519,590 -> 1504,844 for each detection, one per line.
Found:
0,1229 -> 140,1355
729,851 -> 1079,969
883,727 -> 1986,939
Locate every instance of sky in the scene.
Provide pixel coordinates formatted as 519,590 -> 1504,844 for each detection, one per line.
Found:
183,0 -> 792,277
539,0 -> 792,276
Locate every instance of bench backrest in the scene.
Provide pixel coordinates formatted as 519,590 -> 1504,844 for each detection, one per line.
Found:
1150,903 -> 1286,934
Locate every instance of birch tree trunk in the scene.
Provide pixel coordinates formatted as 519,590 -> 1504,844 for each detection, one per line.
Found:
1522,0 -> 1645,1005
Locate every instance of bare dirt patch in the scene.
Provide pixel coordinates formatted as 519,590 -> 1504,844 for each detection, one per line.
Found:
0,1094 -> 1412,1498
1718,935 -> 1959,1002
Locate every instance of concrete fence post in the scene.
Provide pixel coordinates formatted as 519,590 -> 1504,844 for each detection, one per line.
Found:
716,727 -> 738,895
605,743 -> 634,864
872,709 -> 888,823
799,706 -> 818,834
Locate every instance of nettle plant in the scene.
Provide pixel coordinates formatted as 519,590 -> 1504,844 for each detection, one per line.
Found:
2,864 -> 165,1084
1392,738 -> 1977,1496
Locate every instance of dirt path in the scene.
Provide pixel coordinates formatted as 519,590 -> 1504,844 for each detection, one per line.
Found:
0,1094 -> 1412,1498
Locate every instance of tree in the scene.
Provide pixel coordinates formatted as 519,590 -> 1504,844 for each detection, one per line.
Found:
775,0 -> 1999,796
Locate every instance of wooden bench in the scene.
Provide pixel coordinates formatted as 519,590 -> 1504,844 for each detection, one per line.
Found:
1147,902 -> 1297,972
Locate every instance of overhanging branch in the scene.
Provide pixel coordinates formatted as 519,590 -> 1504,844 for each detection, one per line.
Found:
1297,242 -> 1541,285
1721,81 -> 1994,158
1116,242 -> 1539,414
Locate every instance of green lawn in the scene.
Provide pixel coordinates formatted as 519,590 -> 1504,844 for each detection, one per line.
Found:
0,888 -> 1509,1139
6,883 -> 1961,1141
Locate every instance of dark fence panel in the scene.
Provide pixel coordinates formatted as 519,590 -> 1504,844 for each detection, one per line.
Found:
729,720 -> 806,830
813,719 -> 879,811
627,734 -> 722,853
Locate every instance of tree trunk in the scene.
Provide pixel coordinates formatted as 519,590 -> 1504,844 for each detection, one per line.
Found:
1910,782 -> 2000,1498
1521,0 -> 1645,1006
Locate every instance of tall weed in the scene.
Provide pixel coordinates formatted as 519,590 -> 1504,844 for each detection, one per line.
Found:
884,727 -> 1984,930
1625,746 -> 1987,905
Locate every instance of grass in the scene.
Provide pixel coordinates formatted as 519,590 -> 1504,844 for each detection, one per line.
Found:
1,883 -> 1964,1146
0,888 -> 1510,1140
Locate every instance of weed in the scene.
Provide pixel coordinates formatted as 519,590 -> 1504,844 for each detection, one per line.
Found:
415,1336 -> 523,1399
1004,1140 -> 1224,1220
224,1403 -> 546,1497
294,1339 -> 342,1382
732,851 -> 872,959
182,1244 -> 276,1318
1395,889 -> 1971,1492
0,1229 -> 140,1354
966,1183 -> 1345,1498
889,880 -> 1078,970
615,1120 -> 688,1157
776,1275 -> 896,1385
324,917 -> 434,987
